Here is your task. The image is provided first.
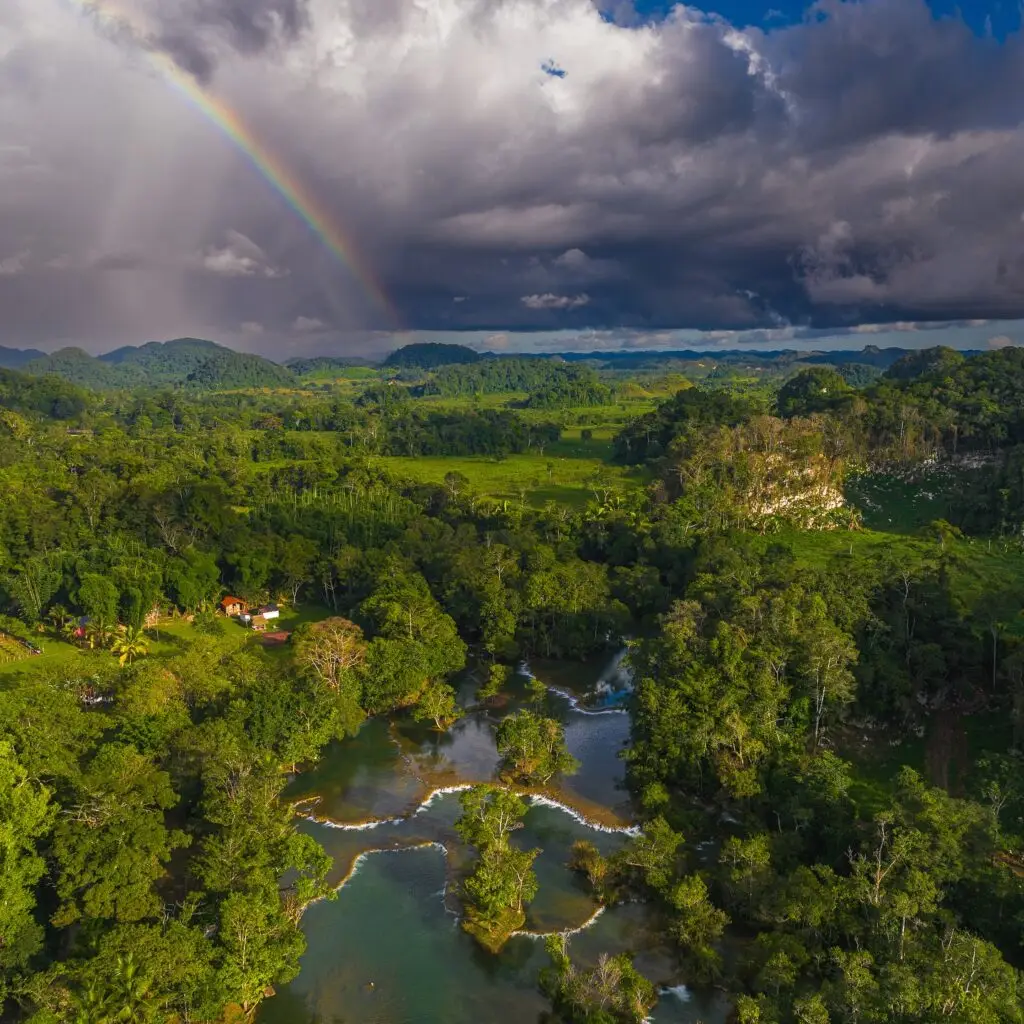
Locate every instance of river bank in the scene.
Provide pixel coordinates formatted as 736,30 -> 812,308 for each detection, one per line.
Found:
258,653 -> 729,1024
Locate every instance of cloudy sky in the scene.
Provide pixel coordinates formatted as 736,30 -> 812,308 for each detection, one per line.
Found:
2,0 -> 1024,358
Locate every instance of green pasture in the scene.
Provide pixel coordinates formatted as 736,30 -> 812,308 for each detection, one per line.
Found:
0,603 -> 332,678
758,524 -> 1024,611
845,470 -> 956,533
372,452 -> 648,508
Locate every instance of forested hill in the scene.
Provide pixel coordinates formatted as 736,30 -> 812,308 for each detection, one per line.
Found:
606,346 -> 1024,535
0,344 -> 46,369
99,338 -> 225,381
418,357 -> 613,407
18,339 -> 296,391
618,345 -> 1024,466
554,344 -> 964,370
384,341 -> 482,368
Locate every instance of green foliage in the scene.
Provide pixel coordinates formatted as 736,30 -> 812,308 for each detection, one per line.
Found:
419,357 -> 612,408
357,569 -> 467,711
385,341 -> 482,369
455,785 -> 538,951
776,366 -> 851,418
496,710 -> 579,785
412,680 -> 463,730
3,345 -> 1024,1022
22,347 -> 133,390
3,553 -> 62,624
541,935 -> 657,1024
50,743 -> 188,926
456,785 -> 529,849
0,742 -> 53,982
614,386 -> 761,464
0,345 -> 46,369
19,338 -> 295,392
184,348 -> 295,390
477,662 -> 512,702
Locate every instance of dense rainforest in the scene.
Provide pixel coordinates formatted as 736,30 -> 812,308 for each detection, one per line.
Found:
0,343 -> 1023,1023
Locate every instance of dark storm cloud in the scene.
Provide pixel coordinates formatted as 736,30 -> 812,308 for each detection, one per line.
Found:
156,0 -> 308,67
3,0 -> 1024,354
132,0 -> 310,81
767,0 -> 1024,147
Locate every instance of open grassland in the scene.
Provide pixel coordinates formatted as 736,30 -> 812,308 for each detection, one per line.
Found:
0,603 -> 331,678
295,365 -> 380,383
761,525 -> 1024,613
845,469 -> 957,533
373,451 -> 648,508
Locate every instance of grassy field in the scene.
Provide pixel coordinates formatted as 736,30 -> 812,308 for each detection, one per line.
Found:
373,451 -> 648,508
0,603 -> 332,679
294,366 -> 380,384
360,388 -> 659,507
845,469 -> 956,533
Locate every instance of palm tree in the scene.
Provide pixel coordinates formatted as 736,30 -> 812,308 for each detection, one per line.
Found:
111,953 -> 161,1023
61,618 -> 82,647
110,625 -> 150,667
48,603 -> 71,631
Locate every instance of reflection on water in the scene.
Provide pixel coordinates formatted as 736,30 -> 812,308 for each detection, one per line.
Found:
284,718 -> 423,824
258,846 -> 550,1024
262,652 -> 728,1024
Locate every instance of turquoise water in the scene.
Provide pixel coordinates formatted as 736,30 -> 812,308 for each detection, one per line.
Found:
261,653 -> 729,1024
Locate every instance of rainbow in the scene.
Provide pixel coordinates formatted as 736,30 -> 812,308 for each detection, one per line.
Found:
66,0 -> 395,319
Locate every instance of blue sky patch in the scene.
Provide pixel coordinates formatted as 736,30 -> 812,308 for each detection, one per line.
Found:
624,0 -> 1021,39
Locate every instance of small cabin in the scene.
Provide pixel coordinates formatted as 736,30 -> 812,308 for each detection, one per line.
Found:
220,596 -> 247,617
249,614 -> 268,632
257,603 -> 280,621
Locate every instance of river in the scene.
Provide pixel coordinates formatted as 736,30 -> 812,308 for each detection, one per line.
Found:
258,653 -> 731,1024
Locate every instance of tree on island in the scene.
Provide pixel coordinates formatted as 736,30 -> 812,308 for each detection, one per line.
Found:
476,663 -> 511,704
496,710 -> 578,785
412,680 -> 463,731
541,934 -> 656,1024
455,785 -> 538,951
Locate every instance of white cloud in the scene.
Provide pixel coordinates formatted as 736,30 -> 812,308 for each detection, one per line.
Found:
200,231 -> 287,278
240,321 -> 265,335
292,315 -> 327,332
521,293 -> 591,311
0,251 -> 29,276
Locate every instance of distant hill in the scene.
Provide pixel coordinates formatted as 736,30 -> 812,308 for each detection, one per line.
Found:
553,346 -> 930,369
185,349 -> 294,390
0,344 -> 46,369
20,339 -> 294,391
384,342 -> 482,369
99,338 -> 227,383
883,345 -> 968,381
23,347 -> 143,389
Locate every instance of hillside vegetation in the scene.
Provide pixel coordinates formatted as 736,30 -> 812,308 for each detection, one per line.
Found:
19,339 -> 296,391
1,343 -> 1024,1023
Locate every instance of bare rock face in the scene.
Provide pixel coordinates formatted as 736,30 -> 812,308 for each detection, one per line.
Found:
666,415 -> 856,532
